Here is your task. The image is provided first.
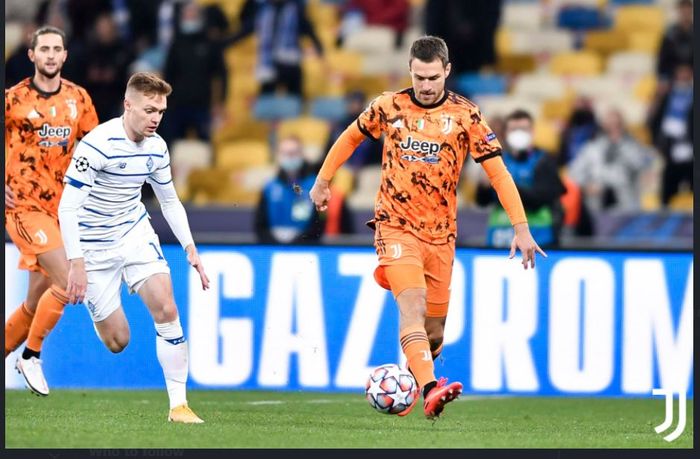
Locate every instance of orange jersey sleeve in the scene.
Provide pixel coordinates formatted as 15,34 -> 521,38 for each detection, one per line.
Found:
318,122 -> 366,181
5,78 -> 99,215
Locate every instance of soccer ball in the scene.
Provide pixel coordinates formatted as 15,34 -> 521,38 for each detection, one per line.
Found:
365,363 -> 419,415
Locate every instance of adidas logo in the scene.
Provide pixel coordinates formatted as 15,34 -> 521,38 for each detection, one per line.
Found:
391,119 -> 404,129
28,109 -> 41,119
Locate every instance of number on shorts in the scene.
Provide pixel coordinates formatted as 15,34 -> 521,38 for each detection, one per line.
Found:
149,242 -> 164,260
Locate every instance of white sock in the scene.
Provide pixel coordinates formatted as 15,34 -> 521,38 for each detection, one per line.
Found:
155,318 -> 188,409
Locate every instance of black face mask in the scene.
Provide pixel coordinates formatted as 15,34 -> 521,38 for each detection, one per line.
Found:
570,109 -> 595,126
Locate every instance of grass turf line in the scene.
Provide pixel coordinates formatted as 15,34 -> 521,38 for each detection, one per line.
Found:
5,390 -> 693,448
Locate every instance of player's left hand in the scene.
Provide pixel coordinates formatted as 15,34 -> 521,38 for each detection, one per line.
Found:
509,223 -> 547,270
185,245 -> 210,290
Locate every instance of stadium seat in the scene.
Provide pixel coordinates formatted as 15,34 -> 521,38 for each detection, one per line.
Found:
253,95 -> 302,121
496,54 -> 537,74
533,120 -> 561,153
212,119 -> 271,147
310,97 -> 348,123
626,31 -> 663,54
216,140 -> 270,169
344,25 -> 396,55
501,2 -> 543,30
593,96 -> 647,125
568,75 -> 622,99
455,73 -> 508,97
346,166 -> 382,210
170,139 -> 213,200
606,51 -> 655,78
510,30 -> 575,54
187,168 -> 232,205
541,98 -> 574,122
277,116 -> 331,163
550,51 -> 603,76
512,73 -> 567,101
326,50 -> 364,79
5,21 -> 22,60
362,52 -> 406,76
633,74 -> 657,102
583,30 -> 630,57
613,5 -> 665,34
557,6 -> 611,30
474,95 -> 543,120
332,166 -> 355,197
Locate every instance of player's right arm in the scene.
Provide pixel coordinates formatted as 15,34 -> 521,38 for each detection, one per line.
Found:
310,94 -> 386,211
58,138 -> 106,303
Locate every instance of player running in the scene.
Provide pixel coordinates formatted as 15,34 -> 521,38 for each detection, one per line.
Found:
309,36 -> 546,419
57,72 -> 209,424
5,25 -> 99,396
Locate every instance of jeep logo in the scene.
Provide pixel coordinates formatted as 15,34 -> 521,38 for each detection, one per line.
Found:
37,123 -> 72,138
399,135 -> 440,155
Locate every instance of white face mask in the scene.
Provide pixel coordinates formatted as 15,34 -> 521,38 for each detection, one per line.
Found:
506,129 -> 532,152
280,156 -> 303,174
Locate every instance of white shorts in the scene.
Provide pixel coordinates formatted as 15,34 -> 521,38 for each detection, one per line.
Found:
83,222 -> 170,322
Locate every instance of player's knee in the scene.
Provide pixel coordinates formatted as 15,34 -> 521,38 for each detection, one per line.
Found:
104,331 -> 130,353
154,300 -> 178,323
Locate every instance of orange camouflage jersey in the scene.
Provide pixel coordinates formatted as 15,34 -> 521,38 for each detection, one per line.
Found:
5,77 -> 98,216
357,88 -> 502,244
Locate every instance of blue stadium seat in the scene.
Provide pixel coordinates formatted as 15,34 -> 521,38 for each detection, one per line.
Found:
253,95 -> 302,121
455,73 -> 508,98
310,97 -> 348,123
557,7 -> 611,30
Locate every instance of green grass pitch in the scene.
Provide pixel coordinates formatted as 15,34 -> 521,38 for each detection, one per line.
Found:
5,389 -> 693,448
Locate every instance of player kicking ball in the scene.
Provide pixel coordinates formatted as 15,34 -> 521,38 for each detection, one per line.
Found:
310,36 -> 545,419
58,73 -> 209,424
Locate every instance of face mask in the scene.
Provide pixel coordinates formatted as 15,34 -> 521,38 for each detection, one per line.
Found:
506,129 -> 532,152
280,157 -> 303,174
181,19 -> 203,34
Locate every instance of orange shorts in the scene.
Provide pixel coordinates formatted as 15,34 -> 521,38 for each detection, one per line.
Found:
5,210 -> 63,274
373,223 -> 455,317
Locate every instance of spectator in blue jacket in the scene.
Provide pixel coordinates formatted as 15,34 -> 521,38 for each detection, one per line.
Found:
255,135 -> 323,243
476,109 -> 566,247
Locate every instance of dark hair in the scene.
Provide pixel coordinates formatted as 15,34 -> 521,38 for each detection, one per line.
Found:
30,25 -> 66,50
505,109 -> 534,127
678,0 -> 692,8
126,72 -> 173,97
409,35 -> 449,67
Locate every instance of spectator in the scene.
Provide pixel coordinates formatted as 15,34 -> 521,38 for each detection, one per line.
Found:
223,0 -> 324,96
324,91 -> 383,170
425,0 -> 502,76
255,136 -> 324,244
648,63 -> 694,206
569,109 -> 654,212
558,96 -> 599,166
82,12 -> 135,120
476,110 -> 565,247
657,0 -> 693,89
160,0 -> 227,144
340,0 -> 410,48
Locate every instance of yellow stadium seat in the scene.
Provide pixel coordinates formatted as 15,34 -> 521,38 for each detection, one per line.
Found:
495,27 -> 512,57
614,5 -> 665,34
634,74 -> 657,103
583,30 -> 629,57
332,166 -> 355,197
549,51 -> 603,76
187,168 -> 232,205
212,119 -> 271,147
277,116 -> 330,163
534,120 -> 561,153
541,98 -> 574,122
627,123 -> 652,146
496,54 -> 537,74
626,31 -> 663,54
668,191 -> 693,212
216,140 -> 270,169
326,50 -> 364,79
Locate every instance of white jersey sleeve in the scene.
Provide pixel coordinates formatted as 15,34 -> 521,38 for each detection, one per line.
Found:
147,148 -> 195,250
59,137 -> 108,259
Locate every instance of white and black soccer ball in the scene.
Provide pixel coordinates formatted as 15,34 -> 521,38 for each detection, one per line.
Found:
75,156 -> 90,172
365,363 -> 419,415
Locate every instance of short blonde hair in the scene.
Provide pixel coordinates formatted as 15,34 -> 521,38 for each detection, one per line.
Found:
126,72 -> 172,97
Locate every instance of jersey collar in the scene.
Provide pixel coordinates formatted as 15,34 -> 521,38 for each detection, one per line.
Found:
408,88 -> 449,109
29,77 -> 62,98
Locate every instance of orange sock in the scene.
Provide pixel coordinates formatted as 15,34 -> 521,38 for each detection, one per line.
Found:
5,302 -> 35,357
400,324 -> 436,388
431,343 -> 443,360
26,286 -> 68,353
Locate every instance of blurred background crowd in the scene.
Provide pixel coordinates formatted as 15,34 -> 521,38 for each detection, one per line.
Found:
4,0 -> 694,248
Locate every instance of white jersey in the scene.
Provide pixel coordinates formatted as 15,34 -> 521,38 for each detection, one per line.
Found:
59,116 -> 193,259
